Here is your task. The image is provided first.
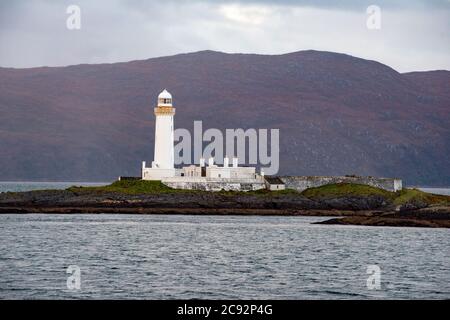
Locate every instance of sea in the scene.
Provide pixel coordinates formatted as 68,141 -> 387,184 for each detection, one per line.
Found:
0,182 -> 449,300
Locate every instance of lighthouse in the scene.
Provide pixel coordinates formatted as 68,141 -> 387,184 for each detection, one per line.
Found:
153,89 -> 175,169
142,89 -> 176,180
139,88 -> 265,190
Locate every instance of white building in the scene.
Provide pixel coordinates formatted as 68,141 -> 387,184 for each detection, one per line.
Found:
165,156 -> 263,191
182,157 -> 258,179
142,89 -> 176,180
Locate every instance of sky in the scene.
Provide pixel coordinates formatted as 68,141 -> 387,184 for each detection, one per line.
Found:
0,0 -> 449,72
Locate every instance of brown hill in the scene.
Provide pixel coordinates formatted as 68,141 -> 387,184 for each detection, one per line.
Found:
0,50 -> 449,185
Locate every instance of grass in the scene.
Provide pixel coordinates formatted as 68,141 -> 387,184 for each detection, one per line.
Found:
66,180 -> 450,207
301,183 -> 394,199
67,180 -> 300,196
393,188 -> 450,206
68,179 -> 188,195
301,183 -> 450,207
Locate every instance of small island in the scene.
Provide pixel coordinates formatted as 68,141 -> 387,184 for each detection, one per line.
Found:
2,91 -> 448,228
1,180 -> 449,228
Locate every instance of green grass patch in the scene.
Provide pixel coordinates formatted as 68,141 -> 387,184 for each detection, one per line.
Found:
301,183 -> 450,207
68,180 -> 189,195
67,180 -> 300,196
393,188 -> 450,206
65,180 -> 450,206
301,183 -> 394,199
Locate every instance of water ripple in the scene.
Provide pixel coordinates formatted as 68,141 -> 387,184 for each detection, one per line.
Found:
0,214 -> 449,299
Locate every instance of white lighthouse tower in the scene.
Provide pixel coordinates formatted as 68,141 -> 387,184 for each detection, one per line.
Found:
142,89 -> 176,180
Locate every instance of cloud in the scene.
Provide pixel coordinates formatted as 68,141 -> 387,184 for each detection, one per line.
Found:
0,0 -> 448,72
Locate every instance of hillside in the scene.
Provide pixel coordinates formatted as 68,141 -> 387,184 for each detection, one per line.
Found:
0,50 -> 449,185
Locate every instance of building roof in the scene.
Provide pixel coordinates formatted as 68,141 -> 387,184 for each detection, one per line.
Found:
158,89 -> 172,100
264,176 -> 285,185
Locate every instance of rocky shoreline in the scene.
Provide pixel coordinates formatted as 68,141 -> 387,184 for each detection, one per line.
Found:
315,206 -> 450,228
1,181 -> 449,228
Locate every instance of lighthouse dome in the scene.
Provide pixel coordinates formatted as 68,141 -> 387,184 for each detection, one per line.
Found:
158,89 -> 172,100
157,89 -> 173,106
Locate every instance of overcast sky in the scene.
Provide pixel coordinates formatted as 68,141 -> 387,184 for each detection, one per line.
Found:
0,0 -> 449,72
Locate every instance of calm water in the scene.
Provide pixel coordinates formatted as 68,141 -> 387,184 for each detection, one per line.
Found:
0,214 -> 449,300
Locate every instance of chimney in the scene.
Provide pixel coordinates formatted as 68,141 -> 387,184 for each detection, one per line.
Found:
208,157 -> 215,167
232,157 -> 238,168
199,158 -> 205,167
223,157 -> 229,168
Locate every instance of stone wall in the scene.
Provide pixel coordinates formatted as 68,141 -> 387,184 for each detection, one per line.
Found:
279,176 -> 402,192
162,177 -> 265,192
